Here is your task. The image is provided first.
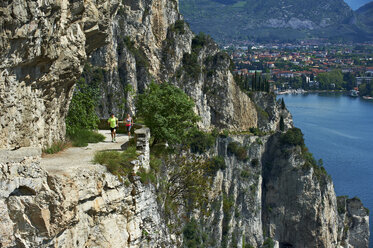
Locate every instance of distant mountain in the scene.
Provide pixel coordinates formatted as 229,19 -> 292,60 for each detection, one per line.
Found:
356,1 -> 373,27
179,0 -> 373,43
345,0 -> 373,10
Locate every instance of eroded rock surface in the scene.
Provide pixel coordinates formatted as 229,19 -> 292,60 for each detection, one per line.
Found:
0,0 -> 118,148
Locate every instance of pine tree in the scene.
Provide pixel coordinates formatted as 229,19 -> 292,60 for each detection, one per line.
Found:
279,116 -> 285,131
281,98 -> 285,109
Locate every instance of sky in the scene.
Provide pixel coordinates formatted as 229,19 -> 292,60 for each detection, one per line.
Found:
344,0 -> 372,10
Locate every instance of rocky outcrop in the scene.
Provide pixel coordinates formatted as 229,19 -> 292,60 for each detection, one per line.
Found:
85,0 -> 258,131
0,130 -> 171,248
0,0 -> 118,149
0,0 -> 370,247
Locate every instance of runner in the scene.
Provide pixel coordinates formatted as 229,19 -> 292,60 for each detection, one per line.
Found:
125,114 -> 133,137
108,113 -> 118,142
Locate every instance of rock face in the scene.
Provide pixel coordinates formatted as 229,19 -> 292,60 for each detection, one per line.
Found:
1,122 -> 369,247
0,131 -> 172,248
0,0 -> 370,247
0,0 -> 118,149
84,0 -> 258,131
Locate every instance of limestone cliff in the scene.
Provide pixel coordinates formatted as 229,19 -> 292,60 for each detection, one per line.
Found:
0,0 -> 370,247
0,118 -> 369,247
85,0 -> 258,131
0,0 -> 118,149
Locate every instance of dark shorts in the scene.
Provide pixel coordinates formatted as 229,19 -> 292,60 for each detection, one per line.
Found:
126,125 -> 132,132
110,127 -> 117,132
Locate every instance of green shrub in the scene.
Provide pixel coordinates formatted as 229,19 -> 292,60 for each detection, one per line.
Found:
240,170 -> 250,178
249,127 -> 264,136
281,128 -> 305,147
150,156 -> 162,173
192,32 -> 210,52
93,146 -> 137,177
222,194 -> 235,247
172,20 -> 185,34
251,158 -> 259,167
182,52 -> 201,79
66,76 -> 100,135
183,219 -> 204,248
263,238 -> 275,248
208,156 -> 226,174
186,128 -> 216,153
137,167 -> 156,185
227,142 -> 248,161
136,82 -> 200,145
43,141 -> 69,154
67,129 -> 105,147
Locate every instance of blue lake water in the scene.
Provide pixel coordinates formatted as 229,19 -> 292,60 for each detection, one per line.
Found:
279,93 -> 373,246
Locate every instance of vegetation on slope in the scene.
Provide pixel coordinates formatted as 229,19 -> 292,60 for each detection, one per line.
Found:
136,82 -> 200,145
281,128 -> 329,181
65,65 -> 105,147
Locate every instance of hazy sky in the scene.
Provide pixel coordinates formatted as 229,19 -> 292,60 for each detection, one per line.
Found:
345,0 -> 372,10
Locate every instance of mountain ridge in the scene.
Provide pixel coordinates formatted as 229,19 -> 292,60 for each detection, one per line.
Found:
179,0 -> 373,43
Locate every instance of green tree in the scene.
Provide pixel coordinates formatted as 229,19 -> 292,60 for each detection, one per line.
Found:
317,70 -> 343,90
343,72 -> 356,90
279,116 -> 285,132
66,77 -> 100,135
136,83 -> 200,145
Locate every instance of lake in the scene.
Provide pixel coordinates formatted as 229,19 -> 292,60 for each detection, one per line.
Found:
279,93 -> 373,246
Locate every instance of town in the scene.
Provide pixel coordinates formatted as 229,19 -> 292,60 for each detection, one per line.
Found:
226,41 -> 373,99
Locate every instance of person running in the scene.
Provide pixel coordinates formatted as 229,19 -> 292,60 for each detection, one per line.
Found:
108,113 -> 118,142
125,114 -> 133,137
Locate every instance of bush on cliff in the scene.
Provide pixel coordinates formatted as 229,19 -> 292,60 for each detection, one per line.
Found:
281,128 -> 305,147
66,70 -> 101,134
185,127 -> 216,153
227,141 -> 248,161
65,75 -> 105,147
136,82 -> 200,145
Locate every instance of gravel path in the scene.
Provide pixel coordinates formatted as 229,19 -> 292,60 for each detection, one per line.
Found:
40,130 -> 129,175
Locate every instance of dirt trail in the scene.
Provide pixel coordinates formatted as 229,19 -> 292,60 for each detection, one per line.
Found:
40,130 -> 129,175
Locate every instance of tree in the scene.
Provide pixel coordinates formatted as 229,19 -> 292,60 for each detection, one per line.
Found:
281,98 -> 286,109
136,83 -> 200,145
279,116 -> 285,132
66,77 -> 100,135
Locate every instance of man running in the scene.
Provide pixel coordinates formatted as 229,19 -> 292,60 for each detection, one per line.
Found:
108,113 -> 118,142
125,113 -> 133,137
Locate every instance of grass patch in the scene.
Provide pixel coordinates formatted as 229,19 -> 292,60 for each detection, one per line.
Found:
137,167 -> 157,185
93,146 -> 138,177
67,129 -> 105,147
43,141 -> 70,155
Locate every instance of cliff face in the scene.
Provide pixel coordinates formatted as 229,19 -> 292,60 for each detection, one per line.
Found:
0,0 -> 118,149
1,119 -> 369,247
85,0 -> 258,131
0,129 -> 173,248
0,0 -> 370,247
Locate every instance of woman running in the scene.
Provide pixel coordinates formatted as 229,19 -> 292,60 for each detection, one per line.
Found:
125,114 -> 133,137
